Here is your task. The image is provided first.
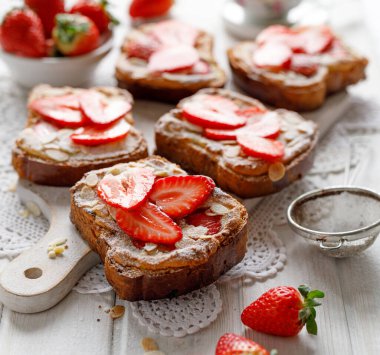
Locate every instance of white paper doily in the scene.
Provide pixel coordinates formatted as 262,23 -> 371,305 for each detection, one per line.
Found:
130,284 -> 222,337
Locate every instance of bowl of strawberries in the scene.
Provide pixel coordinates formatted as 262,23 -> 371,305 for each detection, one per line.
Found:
0,0 -> 117,88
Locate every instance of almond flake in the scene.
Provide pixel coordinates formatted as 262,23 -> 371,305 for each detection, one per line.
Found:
110,305 -> 125,319
45,149 -> 69,162
297,122 -> 314,135
25,201 -> 41,217
80,186 -> 97,200
155,170 -> 169,177
40,132 -> 57,144
268,162 -> 286,182
144,243 -> 158,253
210,203 -> 229,215
141,338 -> 159,352
85,173 -> 99,187
224,146 -> 241,158
48,250 -> 56,259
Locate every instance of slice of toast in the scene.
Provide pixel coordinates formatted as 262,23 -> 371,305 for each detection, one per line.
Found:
155,89 -> 318,198
115,20 -> 226,103
228,26 -> 368,111
12,85 -> 149,186
70,156 -> 248,301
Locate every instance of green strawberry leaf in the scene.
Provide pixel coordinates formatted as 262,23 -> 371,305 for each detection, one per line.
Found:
308,290 -> 325,299
298,285 -> 311,297
306,317 -> 318,335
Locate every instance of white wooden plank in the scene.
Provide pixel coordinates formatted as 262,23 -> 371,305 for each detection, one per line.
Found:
0,259 -> 9,327
0,290 -> 115,355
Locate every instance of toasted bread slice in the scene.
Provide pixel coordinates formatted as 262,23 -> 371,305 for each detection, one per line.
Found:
228,27 -> 368,111
155,89 -> 318,198
115,20 -> 226,103
70,156 -> 248,301
12,85 -> 148,186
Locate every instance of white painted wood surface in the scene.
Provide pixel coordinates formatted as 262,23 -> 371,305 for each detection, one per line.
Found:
1,0 -> 380,354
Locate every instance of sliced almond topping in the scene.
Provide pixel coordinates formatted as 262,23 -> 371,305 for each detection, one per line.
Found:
155,170 -> 170,177
210,203 -> 229,215
283,130 -> 298,142
224,145 -> 241,158
44,143 -> 61,150
85,173 -> 99,187
25,201 -> 41,217
268,162 -> 286,182
40,132 -> 57,144
144,243 -> 158,253
110,305 -> 125,319
92,204 -> 109,217
141,338 -> 159,352
45,149 -> 69,162
48,250 -> 56,259
80,186 -> 97,200
297,121 -> 314,135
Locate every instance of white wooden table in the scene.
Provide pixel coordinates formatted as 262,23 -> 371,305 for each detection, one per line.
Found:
1,0 -> 380,354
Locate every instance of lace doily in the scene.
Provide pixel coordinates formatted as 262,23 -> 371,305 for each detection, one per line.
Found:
130,284 -> 222,337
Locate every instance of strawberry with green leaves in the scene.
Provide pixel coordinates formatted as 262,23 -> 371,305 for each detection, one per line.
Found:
215,333 -> 276,355
0,8 -> 46,58
70,0 -> 118,34
129,0 -> 173,19
52,14 -> 100,56
241,285 -> 324,337
25,0 -> 64,38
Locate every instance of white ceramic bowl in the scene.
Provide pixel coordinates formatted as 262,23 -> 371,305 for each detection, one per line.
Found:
0,32 -> 113,88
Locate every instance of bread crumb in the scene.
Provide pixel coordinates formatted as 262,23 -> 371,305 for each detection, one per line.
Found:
268,162 -> 286,182
18,209 -> 30,218
25,201 -> 41,217
141,338 -> 159,352
110,305 -> 125,319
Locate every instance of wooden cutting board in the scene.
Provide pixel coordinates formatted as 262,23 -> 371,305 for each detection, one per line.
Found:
0,92 -> 351,313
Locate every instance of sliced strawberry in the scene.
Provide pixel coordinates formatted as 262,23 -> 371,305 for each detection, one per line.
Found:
256,25 -> 293,45
253,42 -> 292,70
70,119 -> 131,146
237,134 -> 285,162
186,210 -> 221,235
79,91 -> 132,126
151,20 -> 199,47
116,202 -> 183,245
236,106 -> 267,118
191,60 -> 211,74
124,34 -> 161,60
149,175 -> 215,219
148,45 -> 199,73
182,100 -> 246,129
290,54 -> 318,76
202,95 -> 240,113
203,128 -> 238,140
239,114 -> 281,139
97,168 -> 155,211
298,26 -> 333,54
29,95 -> 85,128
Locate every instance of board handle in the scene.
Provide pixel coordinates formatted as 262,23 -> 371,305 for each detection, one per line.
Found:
0,181 -> 100,313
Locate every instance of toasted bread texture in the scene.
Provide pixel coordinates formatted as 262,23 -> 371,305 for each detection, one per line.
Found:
155,89 -> 318,198
228,38 -> 368,111
70,156 -> 248,301
115,22 -> 226,103
12,85 -> 148,186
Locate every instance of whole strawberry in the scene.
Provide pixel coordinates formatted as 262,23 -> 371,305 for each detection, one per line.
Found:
70,0 -> 118,34
129,0 -> 173,19
25,0 -> 65,38
0,8 -> 45,57
241,285 -> 324,337
215,333 -> 275,355
52,14 -> 100,56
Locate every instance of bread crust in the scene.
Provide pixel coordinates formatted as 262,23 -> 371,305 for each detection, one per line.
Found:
12,85 -> 149,186
228,40 -> 368,111
155,88 -> 318,198
70,156 -> 248,301
116,25 -> 226,103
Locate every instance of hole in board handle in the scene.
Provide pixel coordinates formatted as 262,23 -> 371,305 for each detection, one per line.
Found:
24,267 -> 43,279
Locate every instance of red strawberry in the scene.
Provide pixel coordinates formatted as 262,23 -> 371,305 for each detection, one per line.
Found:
149,176 -> 215,219
124,35 -> 161,60
52,14 -> 100,56
291,54 -> 318,76
148,45 -> 199,73
116,202 -> 182,245
151,20 -> 199,47
241,285 -> 325,337
297,26 -> 333,54
70,119 -> 131,146
25,0 -> 64,38
29,95 -> 86,128
97,168 -> 155,210
237,135 -> 284,162
203,128 -> 237,141
182,98 -> 247,130
215,333 -> 272,355
129,0 -> 173,19
0,8 -> 46,58
191,60 -> 210,75
70,0 -> 118,34
186,210 -> 221,235
256,25 -> 292,45
236,106 -> 267,118
253,42 -> 292,70
79,91 -> 131,126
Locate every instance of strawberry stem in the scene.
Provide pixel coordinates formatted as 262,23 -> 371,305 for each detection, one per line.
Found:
298,284 -> 325,336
